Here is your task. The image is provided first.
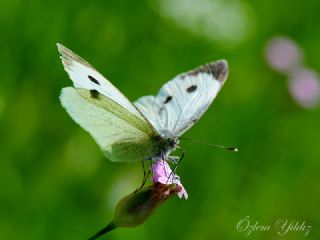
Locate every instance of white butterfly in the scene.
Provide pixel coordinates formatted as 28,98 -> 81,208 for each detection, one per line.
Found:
57,43 -> 228,163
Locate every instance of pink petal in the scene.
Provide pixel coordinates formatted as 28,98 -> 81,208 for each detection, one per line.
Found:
177,185 -> 188,200
151,159 -> 188,200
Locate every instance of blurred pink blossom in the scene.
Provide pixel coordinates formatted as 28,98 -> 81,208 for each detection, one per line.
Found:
152,159 -> 188,199
265,36 -> 302,73
289,69 -> 320,108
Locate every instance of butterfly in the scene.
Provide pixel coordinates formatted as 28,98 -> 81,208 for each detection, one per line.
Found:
57,43 -> 228,163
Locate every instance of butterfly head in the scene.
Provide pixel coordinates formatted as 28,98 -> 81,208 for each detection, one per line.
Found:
166,137 -> 179,150
155,132 -> 180,156
161,137 -> 179,158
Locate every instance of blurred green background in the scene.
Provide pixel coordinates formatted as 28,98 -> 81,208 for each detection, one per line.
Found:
1,0 -> 320,239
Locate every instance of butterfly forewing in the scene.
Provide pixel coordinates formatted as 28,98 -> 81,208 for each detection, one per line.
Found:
57,43 -> 146,121
134,60 -> 228,137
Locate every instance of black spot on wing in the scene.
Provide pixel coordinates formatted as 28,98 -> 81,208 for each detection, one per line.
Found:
163,96 -> 172,104
88,75 -> 100,85
187,85 -> 197,93
90,89 -> 100,99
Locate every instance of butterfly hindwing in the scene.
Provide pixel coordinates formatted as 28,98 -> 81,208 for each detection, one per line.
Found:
60,87 -> 157,162
134,60 -> 228,137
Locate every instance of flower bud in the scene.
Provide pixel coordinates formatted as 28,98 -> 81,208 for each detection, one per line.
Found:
88,183 -> 181,240
114,182 -> 180,227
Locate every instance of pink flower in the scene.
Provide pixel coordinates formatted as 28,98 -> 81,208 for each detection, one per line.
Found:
288,68 -> 320,108
265,36 -> 302,73
151,159 -> 188,199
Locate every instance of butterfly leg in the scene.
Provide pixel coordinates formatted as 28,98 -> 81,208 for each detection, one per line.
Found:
134,160 -> 151,194
168,156 -> 180,164
166,147 -> 185,184
171,147 -> 185,180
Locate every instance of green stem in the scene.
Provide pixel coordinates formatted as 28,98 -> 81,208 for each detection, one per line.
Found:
87,222 -> 117,240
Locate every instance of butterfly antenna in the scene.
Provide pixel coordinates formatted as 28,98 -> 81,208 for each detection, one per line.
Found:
180,137 -> 238,152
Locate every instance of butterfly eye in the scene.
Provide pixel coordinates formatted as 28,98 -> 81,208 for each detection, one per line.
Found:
166,138 -> 177,148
